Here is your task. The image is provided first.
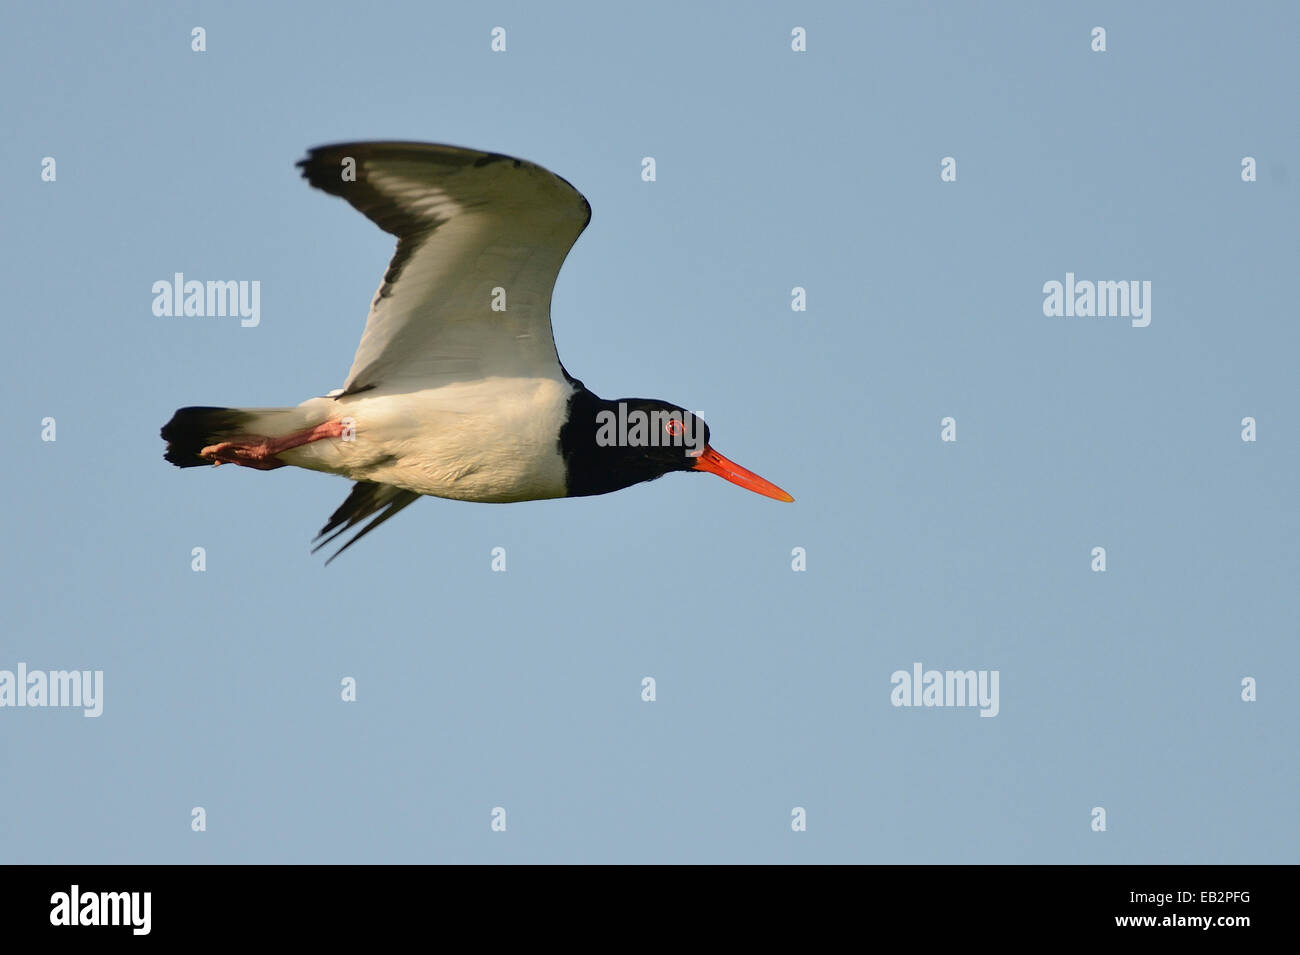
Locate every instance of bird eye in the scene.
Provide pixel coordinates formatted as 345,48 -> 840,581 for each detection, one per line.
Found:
665,419 -> 684,437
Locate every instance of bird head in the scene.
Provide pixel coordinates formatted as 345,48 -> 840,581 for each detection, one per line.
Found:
563,393 -> 794,502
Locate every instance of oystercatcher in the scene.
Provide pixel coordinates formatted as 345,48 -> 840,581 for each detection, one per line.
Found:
161,142 -> 793,562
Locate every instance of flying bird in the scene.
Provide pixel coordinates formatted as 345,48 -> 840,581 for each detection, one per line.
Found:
161,142 -> 793,561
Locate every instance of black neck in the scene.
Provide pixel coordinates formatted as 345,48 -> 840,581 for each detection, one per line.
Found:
559,384 -> 678,498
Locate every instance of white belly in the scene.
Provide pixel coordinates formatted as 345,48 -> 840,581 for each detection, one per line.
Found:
279,376 -> 574,502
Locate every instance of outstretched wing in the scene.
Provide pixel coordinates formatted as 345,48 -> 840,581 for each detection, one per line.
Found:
313,481 -> 421,565
298,141 -> 591,393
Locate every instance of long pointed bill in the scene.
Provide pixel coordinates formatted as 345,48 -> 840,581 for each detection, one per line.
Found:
691,445 -> 794,502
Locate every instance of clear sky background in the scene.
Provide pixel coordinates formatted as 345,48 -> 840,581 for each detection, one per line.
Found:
2,1 -> 1296,863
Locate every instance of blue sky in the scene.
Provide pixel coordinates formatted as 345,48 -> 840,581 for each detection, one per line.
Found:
1,1 -> 1296,863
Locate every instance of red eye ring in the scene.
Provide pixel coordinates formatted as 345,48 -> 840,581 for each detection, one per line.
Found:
665,419 -> 684,436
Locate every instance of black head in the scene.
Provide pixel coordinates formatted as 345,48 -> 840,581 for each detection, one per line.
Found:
559,387 -> 793,501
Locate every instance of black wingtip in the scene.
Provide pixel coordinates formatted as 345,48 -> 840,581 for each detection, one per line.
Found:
312,481 -> 420,565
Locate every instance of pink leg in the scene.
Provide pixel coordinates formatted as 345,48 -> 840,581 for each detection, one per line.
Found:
201,420 -> 346,470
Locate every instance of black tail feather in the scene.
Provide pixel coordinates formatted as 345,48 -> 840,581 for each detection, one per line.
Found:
160,407 -> 255,468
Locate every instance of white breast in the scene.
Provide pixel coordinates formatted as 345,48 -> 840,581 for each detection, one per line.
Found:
280,376 -> 575,502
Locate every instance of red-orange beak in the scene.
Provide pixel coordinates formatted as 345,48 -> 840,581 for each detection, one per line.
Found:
691,445 -> 794,502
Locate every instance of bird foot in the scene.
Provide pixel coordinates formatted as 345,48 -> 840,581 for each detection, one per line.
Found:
200,420 -> 347,471
201,439 -> 287,470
